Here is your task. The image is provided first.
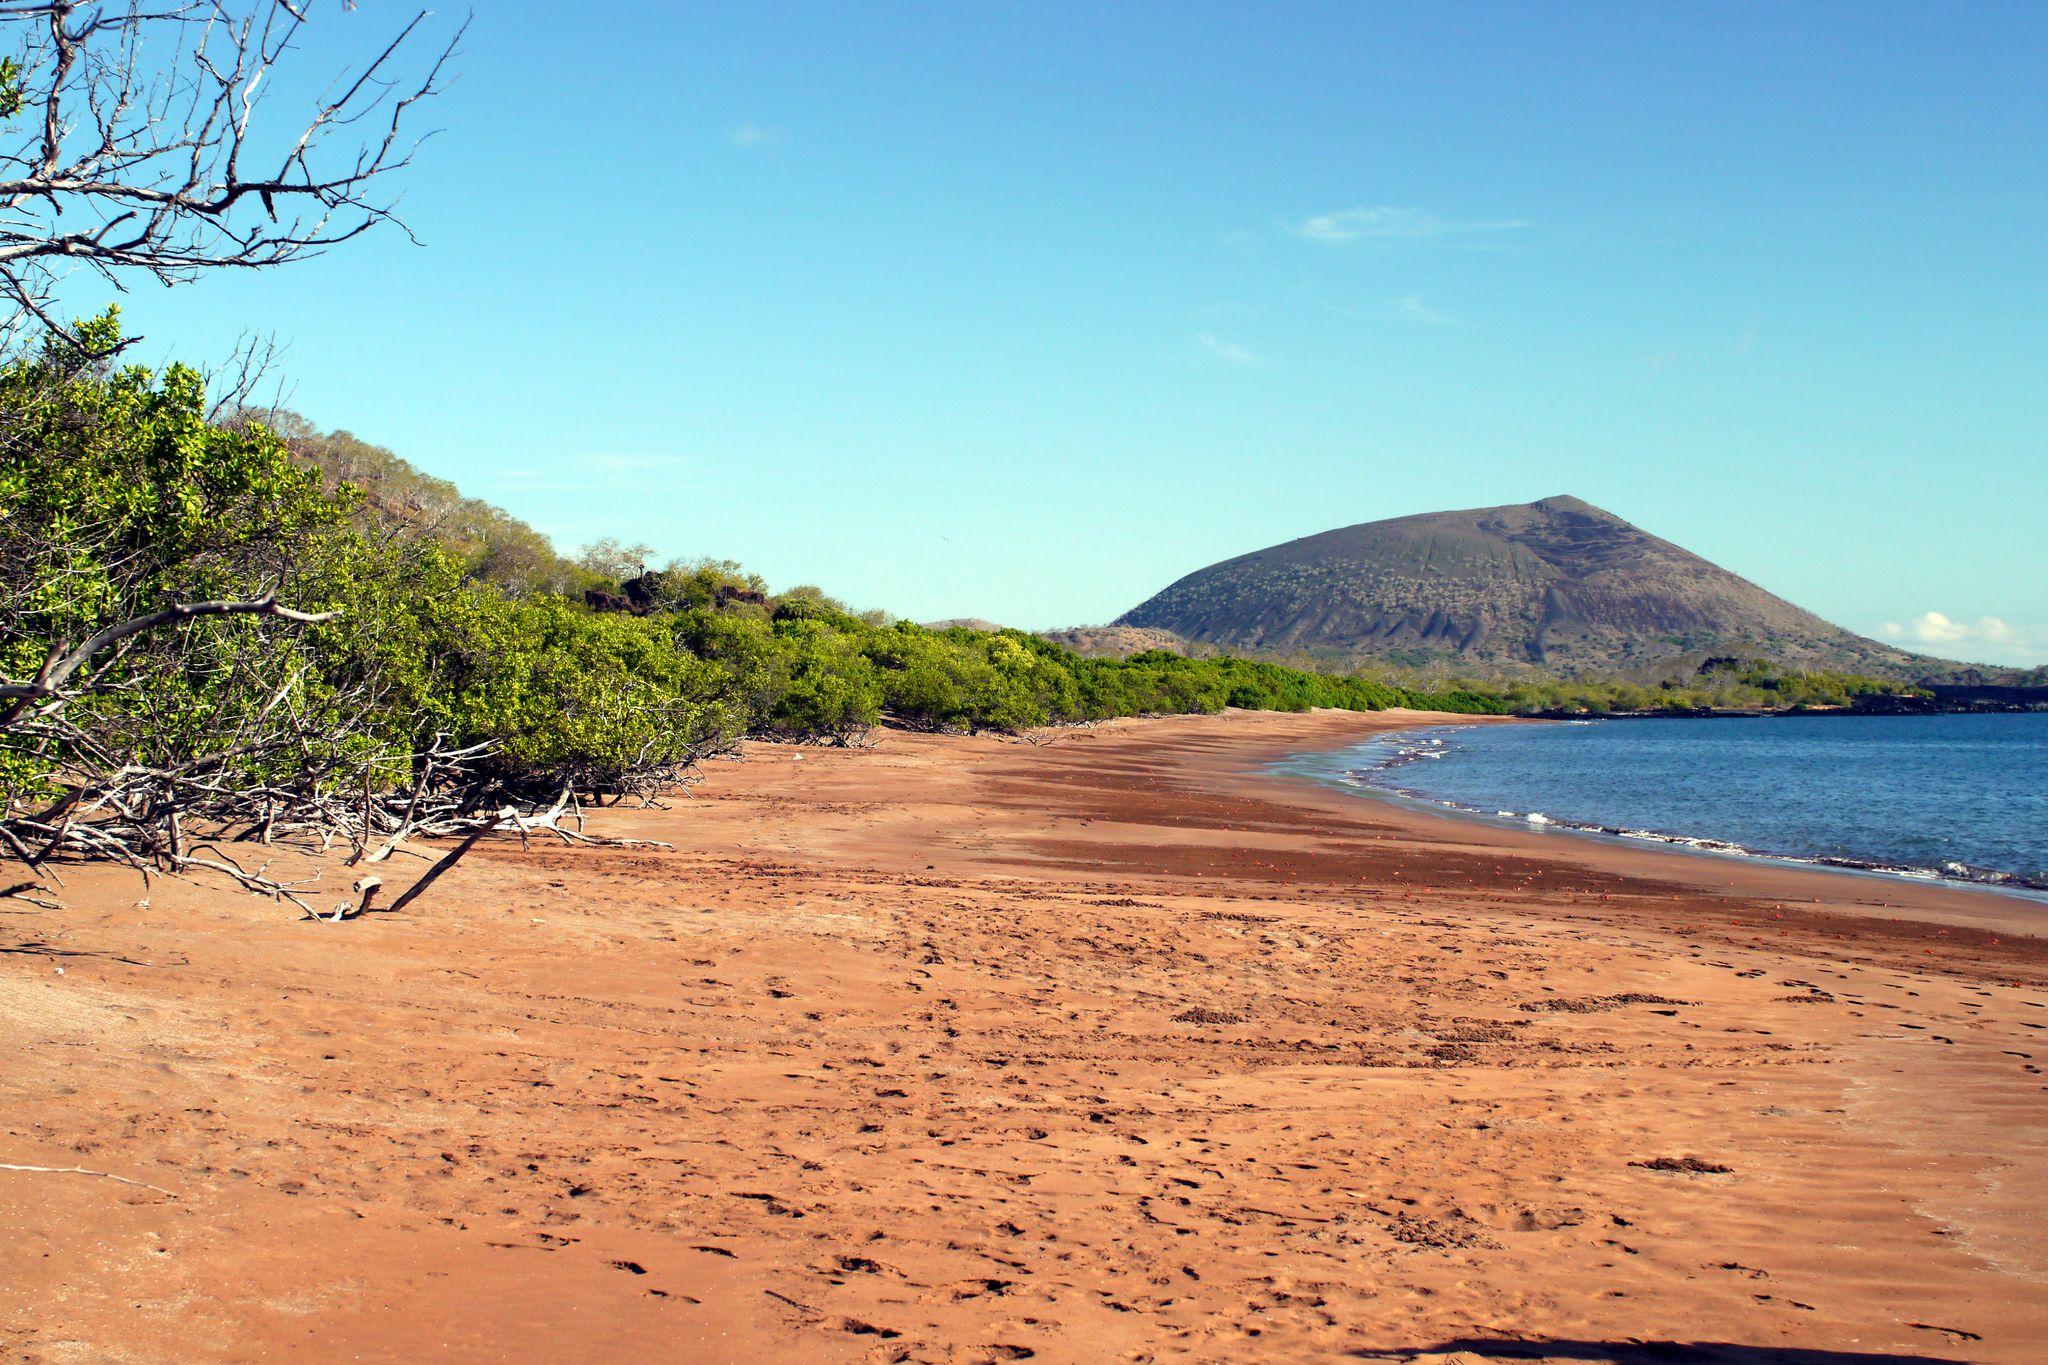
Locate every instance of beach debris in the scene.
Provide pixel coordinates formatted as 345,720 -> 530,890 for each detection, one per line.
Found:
0,1161 -> 178,1199
0,880 -> 61,910
6,701 -> 698,915
305,802 -> 673,923
315,876 -> 384,923
1630,1155 -> 1733,1174
1518,993 -> 1692,1013
1172,1007 -> 1244,1025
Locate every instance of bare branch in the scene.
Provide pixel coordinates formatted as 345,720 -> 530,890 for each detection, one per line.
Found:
0,592 -> 337,731
0,2 -> 464,343
202,329 -> 289,421
0,1161 -> 178,1199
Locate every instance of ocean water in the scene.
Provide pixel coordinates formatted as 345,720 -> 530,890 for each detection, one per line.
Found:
1279,713 -> 2048,896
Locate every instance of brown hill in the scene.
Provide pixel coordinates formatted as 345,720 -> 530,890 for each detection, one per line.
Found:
1036,625 -> 1208,659
1117,495 -> 1965,679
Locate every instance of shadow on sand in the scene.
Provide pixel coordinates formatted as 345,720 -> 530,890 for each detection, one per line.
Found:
1,939 -> 178,968
1354,1340 -> 1972,1365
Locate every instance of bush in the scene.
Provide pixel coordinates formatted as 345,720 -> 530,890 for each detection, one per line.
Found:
759,620 -> 883,740
0,329 -> 749,824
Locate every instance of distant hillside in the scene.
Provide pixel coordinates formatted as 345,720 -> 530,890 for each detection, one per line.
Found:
1118,495 -> 1982,680
251,411 -> 585,596
922,618 -> 1011,634
1036,625 -> 1210,659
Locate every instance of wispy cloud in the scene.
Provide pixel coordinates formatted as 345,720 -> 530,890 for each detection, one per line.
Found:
489,453 -> 690,494
1878,611 -> 2044,664
1292,204 -> 1528,244
1395,294 -> 1463,326
730,122 -> 787,149
1196,332 -> 1269,368
580,453 -> 691,475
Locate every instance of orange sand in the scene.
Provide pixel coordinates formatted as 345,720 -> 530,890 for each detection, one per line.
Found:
3,709 -> 2044,1362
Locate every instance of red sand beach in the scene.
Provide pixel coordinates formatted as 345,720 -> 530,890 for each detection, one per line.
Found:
4,708 -> 2045,1361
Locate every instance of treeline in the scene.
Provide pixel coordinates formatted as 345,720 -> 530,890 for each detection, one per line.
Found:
267,413 -> 588,599
1492,660 -> 1926,715
658,602 -> 1515,741
1,323 -> 726,821
1,324 -> 1921,884
0,326 -> 1502,864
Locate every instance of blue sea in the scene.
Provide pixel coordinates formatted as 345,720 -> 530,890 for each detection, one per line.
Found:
1279,712 -> 2048,897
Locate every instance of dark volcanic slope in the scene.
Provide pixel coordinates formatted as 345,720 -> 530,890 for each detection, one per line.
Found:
1117,495 -> 1940,676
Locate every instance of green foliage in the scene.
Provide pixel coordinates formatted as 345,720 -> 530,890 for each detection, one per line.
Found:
0,57 -> 25,122
1493,658 -> 1924,715
759,620 -> 884,739
433,595 -> 744,789
1,333 -> 744,809
2,318 -> 357,794
650,619 -> 1505,737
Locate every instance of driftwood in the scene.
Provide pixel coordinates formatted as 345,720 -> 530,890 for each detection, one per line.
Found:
0,1161 -> 178,1199
0,879 -> 61,910
7,714 -> 692,915
309,800 -> 675,923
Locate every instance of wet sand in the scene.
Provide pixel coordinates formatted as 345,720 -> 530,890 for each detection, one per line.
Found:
3,708 -> 2045,1362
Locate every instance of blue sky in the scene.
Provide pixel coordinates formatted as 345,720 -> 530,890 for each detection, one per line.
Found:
93,2 -> 2048,664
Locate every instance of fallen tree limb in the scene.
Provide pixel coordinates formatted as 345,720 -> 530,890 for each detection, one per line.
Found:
0,880 -> 61,910
7,685 -> 697,916
351,806 -> 675,921
0,1162 -> 178,1199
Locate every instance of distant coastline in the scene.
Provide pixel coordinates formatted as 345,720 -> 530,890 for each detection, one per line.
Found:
1524,681 -> 2048,720
1280,715 -> 2048,900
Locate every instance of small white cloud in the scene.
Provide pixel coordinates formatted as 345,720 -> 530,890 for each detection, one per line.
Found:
1878,611 -> 2039,662
1888,611 -> 1990,645
730,123 -> 787,149
1293,204 -> 1528,244
1196,332 -> 1268,368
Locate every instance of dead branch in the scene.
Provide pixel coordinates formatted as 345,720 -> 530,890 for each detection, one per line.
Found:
203,331 -> 291,423
362,804 -> 674,921
0,1160 -> 177,1198
4,624 -> 698,916
0,879 -> 61,909
0,2 -> 466,351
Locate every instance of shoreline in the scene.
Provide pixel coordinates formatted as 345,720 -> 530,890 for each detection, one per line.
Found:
6,706 -> 2047,1360
1273,717 -> 2048,903
1125,707 -> 2048,943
